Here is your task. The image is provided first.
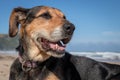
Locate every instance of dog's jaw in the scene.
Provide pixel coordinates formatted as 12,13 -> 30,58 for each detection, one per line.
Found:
24,37 -> 51,62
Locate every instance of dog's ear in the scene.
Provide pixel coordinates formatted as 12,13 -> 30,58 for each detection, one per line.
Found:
9,7 -> 29,37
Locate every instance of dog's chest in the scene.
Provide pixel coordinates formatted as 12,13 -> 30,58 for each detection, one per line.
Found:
40,71 -> 60,80
36,69 -> 60,80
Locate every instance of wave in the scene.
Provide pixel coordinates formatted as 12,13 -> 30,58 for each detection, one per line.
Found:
0,50 -> 17,55
1,50 -> 120,62
70,52 -> 120,62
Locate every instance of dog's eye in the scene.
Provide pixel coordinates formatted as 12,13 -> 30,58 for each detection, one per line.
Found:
40,12 -> 52,19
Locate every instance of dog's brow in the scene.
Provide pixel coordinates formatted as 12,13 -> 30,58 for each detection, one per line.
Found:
36,12 -> 52,19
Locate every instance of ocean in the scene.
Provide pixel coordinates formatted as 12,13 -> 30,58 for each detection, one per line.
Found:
1,50 -> 120,63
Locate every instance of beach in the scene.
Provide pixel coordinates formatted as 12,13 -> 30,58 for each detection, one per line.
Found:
0,54 -> 16,80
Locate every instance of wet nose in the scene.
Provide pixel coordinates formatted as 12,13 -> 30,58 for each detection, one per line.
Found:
63,23 -> 75,35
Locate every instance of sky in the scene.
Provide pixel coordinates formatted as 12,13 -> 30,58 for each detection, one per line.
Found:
0,0 -> 120,52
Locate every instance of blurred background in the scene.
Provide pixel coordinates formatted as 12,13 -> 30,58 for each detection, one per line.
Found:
0,0 -> 120,61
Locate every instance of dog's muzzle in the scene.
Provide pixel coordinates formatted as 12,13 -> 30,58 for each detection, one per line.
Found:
36,21 -> 75,57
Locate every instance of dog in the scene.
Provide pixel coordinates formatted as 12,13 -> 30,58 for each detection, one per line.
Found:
9,6 -> 120,80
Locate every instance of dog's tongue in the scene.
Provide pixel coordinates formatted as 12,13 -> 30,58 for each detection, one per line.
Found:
49,41 -> 66,51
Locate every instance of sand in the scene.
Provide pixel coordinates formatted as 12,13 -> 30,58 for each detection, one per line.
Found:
0,54 -> 16,80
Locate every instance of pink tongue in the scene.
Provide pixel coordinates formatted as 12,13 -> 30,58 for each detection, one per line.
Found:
49,43 -> 65,51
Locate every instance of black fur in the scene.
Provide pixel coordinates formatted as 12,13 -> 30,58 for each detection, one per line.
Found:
71,56 -> 120,80
21,6 -> 41,24
25,6 -> 52,24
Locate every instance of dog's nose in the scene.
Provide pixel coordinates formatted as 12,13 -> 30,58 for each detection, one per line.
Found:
63,23 -> 75,35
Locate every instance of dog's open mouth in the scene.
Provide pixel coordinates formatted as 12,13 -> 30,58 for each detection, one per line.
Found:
37,38 -> 68,52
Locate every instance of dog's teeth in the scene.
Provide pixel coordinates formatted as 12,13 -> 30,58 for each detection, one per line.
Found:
60,40 -> 65,46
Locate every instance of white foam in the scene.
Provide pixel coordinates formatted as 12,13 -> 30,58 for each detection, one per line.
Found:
71,52 -> 120,61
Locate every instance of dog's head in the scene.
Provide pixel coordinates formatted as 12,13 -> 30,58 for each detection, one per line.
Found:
9,6 -> 75,61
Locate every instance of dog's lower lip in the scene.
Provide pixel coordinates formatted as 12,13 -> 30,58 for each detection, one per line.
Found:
37,37 -> 67,51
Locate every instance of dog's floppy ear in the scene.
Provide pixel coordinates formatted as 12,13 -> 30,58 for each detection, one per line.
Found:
9,7 -> 29,37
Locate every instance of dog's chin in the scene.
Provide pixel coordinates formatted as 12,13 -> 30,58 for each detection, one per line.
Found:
46,50 -> 65,58
36,37 -> 70,58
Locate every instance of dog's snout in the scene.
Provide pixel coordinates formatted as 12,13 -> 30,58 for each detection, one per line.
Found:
63,23 -> 75,35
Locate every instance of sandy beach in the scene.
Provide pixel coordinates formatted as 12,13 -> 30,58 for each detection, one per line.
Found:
0,54 -> 16,80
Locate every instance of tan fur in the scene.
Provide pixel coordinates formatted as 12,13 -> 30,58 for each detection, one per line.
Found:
44,72 -> 60,80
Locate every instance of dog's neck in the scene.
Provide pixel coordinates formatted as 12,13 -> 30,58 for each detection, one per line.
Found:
16,38 -> 28,60
18,51 -> 53,72
16,38 -> 50,72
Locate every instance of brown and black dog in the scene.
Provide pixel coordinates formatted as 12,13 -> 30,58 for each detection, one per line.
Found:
9,6 -> 120,80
